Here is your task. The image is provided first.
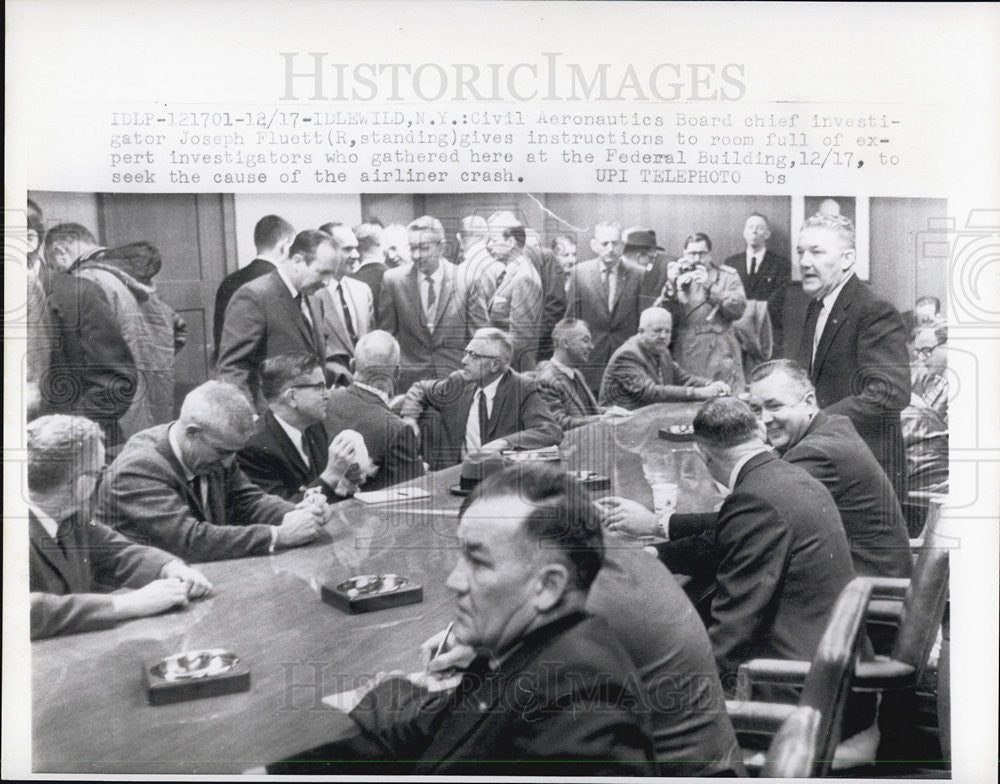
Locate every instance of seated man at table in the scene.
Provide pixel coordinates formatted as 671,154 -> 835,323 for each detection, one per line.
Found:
399,328 -> 562,470
238,353 -> 367,501
267,465 -> 654,775
535,318 -> 631,429
28,415 -> 212,639
602,397 -> 857,695
748,359 -> 912,578
599,307 -> 729,410
97,380 -> 336,562
325,331 -> 425,491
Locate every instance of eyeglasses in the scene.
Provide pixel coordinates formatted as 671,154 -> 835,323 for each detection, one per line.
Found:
464,350 -> 500,361
913,345 -> 943,358
290,381 -> 327,391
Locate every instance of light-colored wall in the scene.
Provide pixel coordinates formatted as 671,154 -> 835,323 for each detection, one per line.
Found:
29,191 -> 101,241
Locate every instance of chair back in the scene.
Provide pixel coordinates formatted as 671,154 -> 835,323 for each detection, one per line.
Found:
762,577 -> 874,778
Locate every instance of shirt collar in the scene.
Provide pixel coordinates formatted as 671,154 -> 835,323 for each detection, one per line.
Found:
353,381 -> 390,406
547,356 -> 576,379
727,446 -> 772,491
747,247 -> 766,261
820,270 -> 854,312
167,422 -> 198,481
272,411 -> 304,449
274,263 -> 299,298
419,263 -> 446,285
29,505 -> 60,539
478,372 -> 504,404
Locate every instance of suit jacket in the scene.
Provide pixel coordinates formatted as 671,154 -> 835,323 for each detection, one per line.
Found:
315,276 -> 373,364
666,452 -> 856,690
487,256 -> 544,371
782,411 -> 912,578
268,612 -> 654,776
599,335 -> 710,410
400,370 -> 562,470
216,271 -> 327,406
784,274 -> 910,494
212,258 -> 276,358
32,266 -> 138,446
29,510 -> 174,639
565,258 -> 644,391
526,246 -> 568,360
97,423 -> 293,562
535,359 -> 602,430
588,546 -> 744,776
350,260 -> 388,321
378,261 -> 468,391
325,384 -> 425,491
638,256 -> 677,312
726,248 -> 790,345
237,409 -> 330,501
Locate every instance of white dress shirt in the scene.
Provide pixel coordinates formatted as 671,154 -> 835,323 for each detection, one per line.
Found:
419,263 -> 445,329
813,271 -> 855,363
272,411 -> 312,468
463,374 -> 503,456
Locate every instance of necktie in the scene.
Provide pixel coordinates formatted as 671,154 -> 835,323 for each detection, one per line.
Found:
194,475 -> 213,523
811,301 -> 826,365
295,293 -> 313,329
493,268 -> 506,293
749,254 -> 758,276
478,389 -> 489,445
424,274 -> 436,328
799,299 -> 822,372
336,284 -> 358,344
572,369 -> 598,414
603,266 -> 617,311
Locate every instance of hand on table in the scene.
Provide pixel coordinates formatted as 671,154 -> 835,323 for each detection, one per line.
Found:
113,578 -> 190,620
160,560 -> 213,598
595,496 -> 663,538
601,405 -> 631,421
276,506 -> 322,548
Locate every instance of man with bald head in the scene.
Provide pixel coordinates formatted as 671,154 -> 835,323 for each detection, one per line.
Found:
348,222 -> 388,315
599,308 -> 729,409
325,331 -> 425,490
98,380 -> 326,562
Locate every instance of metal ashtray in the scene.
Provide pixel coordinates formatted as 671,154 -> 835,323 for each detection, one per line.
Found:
567,470 -> 611,490
150,649 -> 240,682
336,574 -> 408,598
659,424 -> 695,441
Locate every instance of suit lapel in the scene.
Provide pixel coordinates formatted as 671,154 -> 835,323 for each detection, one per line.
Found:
812,277 -> 855,376
316,287 -> 351,355
405,266 -> 431,336
154,427 -> 211,519
485,372 -> 512,441
434,268 -> 455,330
29,513 -> 77,593
272,274 -> 315,349
587,262 -> 610,317
265,410 -> 310,478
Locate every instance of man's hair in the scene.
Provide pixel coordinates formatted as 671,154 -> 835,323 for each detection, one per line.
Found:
27,199 -> 45,244
594,221 -> 622,235
488,211 -> 527,249
27,415 -> 103,494
749,359 -> 815,397
639,306 -> 672,329
318,221 -> 342,235
801,213 -> 856,250
551,317 -> 587,344
914,323 -> 948,346
471,327 -> 514,364
683,232 -> 713,252
289,229 -> 334,263
747,212 -> 771,228
354,330 -> 401,387
460,215 -> 489,237
253,215 -> 295,252
353,222 -> 383,255
326,225 -> 357,250
261,353 -> 322,402
551,233 -> 577,250
464,464 -> 605,590
44,223 -> 98,252
915,295 -> 941,314
693,397 -> 760,449
407,215 -> 446,244
179,380 -> 255,435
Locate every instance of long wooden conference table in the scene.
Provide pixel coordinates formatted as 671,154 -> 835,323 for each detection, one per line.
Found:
32,403 -> 720,774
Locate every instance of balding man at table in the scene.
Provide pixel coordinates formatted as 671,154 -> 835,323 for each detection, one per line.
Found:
28,415 -> 211,639
98,380 -> 327,562
599,307 -> 729,410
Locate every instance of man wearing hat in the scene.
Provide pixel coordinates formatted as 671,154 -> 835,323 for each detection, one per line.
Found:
565,222 -> 645,393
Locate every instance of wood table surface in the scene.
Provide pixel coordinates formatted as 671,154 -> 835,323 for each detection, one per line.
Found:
31,402 -> 721,774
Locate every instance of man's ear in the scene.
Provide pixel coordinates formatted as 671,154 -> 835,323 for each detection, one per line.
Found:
348,358 -> 356,374
532,562 -> 570,613
278,237 -> 293,261
840,248 -> 857,271
27,228 -> 40,255
590,238 -> 601,255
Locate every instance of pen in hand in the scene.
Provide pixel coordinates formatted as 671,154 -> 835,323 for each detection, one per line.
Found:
433,621 -> 455,663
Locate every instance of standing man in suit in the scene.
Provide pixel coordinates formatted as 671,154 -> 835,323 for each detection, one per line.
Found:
238,353 -> 365,502
565,222 -> 645,392
485,211 -> 544,372
325,331 -> 426,491
786,213 -> 910,499
536,319 -> 630,430
378,215 -> 468,390
748,359 -> 912,578
217,230 -> 334,408
348,222 -> 388,320
399,328 -> 562,469
28,414 -> 211,639
315,225 -> 372,382
725,212 -> 790,350
213,215 -> 295,358
98,380 -> 326,562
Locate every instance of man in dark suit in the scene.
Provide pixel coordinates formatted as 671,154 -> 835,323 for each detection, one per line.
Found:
314,225 -> 372,381
217,230 -> 335,409
238,353 -> 365,501
212,215 -> 295,359
267,466 -> 654,775
378,215 -> 468,390
348,222 -> 388,319
784,213 -> 910,499
399,328 -> 562,470
565,222 -> 644,392
599,307 -> 728,409
28,414 -> 211,639
536,318 -> 630,429
748,359 -> 912,578
725,212 -> 790,348
325,331 -> 425,491
98,380 -> 326,562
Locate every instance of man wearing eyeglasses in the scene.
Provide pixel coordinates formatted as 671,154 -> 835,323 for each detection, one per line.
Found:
238,353 -> 367,501
98,380 -> 334,562
399,328 -> 561,470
